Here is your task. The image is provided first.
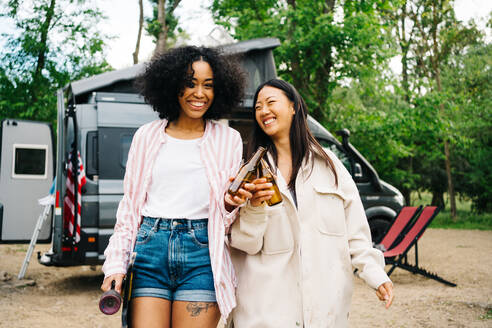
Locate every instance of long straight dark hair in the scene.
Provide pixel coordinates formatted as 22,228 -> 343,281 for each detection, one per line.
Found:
248,79 -> 338,189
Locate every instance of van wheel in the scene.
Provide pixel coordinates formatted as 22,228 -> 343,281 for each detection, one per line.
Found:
369,218 -> 390,244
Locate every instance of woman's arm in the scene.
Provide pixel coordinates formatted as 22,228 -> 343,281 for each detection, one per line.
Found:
342,172 -> 392,289
230,203 -> 269,255
323,150 -> 394,307
221,130 -> 245,228
229,178 -> 278,254
322,149 -> 392,291
225,181 -> 271,254
342,172 -> 394,308
102,128 -> 143,278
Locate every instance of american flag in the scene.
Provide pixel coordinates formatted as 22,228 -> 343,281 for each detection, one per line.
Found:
63,151 -> 86,243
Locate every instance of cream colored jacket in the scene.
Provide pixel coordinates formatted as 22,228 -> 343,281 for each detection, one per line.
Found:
229,150 -> 390,328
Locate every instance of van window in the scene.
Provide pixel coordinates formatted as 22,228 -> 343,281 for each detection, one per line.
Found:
98,127 -> 137,180
228,119 -> 254,159
120,134 -> 133,168
352,160 -> 371,183
320,141 -> 371,183
318,140 -> 352,174
12,144 -> 48,179
242,57 -> 264,98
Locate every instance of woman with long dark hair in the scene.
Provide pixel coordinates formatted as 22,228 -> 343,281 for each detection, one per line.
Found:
225,79 -> 394,327
101,46 -> 246,327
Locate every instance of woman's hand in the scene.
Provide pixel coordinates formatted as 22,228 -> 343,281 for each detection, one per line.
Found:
224,177 -> 275,210
248,178 -> 274,207
376,281 -> 394,309
101,273 -> 125,294
224,178 -> 255,211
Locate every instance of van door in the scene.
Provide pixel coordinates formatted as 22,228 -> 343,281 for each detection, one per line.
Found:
92,94 -> 157,260
0,119 -> 54,243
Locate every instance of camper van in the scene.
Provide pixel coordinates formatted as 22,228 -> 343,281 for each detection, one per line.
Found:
0,38 -> 404,266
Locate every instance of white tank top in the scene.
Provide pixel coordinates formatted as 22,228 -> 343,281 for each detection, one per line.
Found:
141,135 -> 210,219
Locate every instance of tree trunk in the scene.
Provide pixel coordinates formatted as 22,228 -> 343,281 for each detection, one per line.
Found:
431,0 -> 457,220
399,0 -> 411,102
30,0 -> 56,108
133,0 -> 144,64
431,190 -> 445,208
311,0 -> 336,122
286,0 -> 302,89
402,188 -> 412,207
154,0 -> 167,55
444,139 -> 457,217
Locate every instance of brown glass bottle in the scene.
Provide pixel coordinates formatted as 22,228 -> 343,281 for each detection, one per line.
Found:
259,158 -> 283,206
228,146 -> 267,198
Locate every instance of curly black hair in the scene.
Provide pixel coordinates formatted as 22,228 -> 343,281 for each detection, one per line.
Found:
135,46 -> 246,121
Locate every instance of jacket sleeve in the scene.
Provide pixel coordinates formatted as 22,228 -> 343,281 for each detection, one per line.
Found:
221,129 -> 244,229
230,203 -> 270,255
102,128 -> 142,277
335,156 -> 391,289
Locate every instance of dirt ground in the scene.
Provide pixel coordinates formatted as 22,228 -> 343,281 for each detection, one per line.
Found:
0,228 -> 491,328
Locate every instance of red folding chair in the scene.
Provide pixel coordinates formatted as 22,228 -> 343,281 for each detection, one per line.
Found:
384,206 -> 456,287
374,206 -> 422,252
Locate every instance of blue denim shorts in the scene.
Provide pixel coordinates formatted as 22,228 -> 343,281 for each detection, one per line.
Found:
131,217 -> 216,302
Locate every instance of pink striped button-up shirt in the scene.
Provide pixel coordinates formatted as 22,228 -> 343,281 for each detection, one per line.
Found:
102,118 -> 242,319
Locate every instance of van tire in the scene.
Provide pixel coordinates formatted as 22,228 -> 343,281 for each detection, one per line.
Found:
369,218 -> 390,244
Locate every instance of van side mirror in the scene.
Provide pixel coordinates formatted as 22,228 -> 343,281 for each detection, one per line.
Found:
336,129 -> 351,147
354,163 -> 363,178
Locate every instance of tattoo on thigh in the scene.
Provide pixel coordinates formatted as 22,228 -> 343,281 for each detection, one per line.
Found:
186,302 -> 217,317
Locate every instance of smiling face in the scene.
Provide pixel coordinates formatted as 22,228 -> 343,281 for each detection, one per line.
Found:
255,86 -> 295,141
177,60 -> 214,121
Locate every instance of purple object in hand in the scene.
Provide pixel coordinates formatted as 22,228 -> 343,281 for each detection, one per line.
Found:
99,280 -> 122,315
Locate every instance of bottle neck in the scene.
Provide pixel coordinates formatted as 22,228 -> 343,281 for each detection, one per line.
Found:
246,146 -> 266,169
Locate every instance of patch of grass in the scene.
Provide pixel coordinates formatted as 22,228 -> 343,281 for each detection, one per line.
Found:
430,211 -> 492,230
14,246 -> 27,252
411,192 -> 492,230
479,308 -> 492,320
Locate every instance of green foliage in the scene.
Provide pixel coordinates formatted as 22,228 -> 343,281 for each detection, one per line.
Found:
442,43 -> 492,212
326,74 -> 445,202
211,0 -> 396,121
146,0 -> 181,39
0,0 -> 112,126
412,192 -> 492,230
211,0 -> 491,214
145,0 -> 188,48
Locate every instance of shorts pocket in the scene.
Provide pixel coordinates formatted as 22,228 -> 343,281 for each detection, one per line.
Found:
136,223 -> 154,245
190,228 -> 209,248
313,185 -> 346,237
262,210 -> 294,255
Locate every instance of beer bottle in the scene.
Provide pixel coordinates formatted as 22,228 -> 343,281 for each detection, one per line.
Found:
228,146 -> 267,198
259,158 -> 283,206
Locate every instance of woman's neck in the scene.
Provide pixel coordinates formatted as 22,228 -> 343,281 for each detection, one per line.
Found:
272,135 -> 291,158
272,136 -> 293,183
166,117 -> 205,139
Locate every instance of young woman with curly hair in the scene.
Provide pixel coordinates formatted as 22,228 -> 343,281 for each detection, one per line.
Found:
101,46 -> 246,328
225,79 -> 394,327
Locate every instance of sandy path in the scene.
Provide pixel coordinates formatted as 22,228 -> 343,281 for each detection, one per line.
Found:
0,229 -> 491,327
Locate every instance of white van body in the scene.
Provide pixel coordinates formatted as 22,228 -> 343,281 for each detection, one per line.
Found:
0,119 -> 54,242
